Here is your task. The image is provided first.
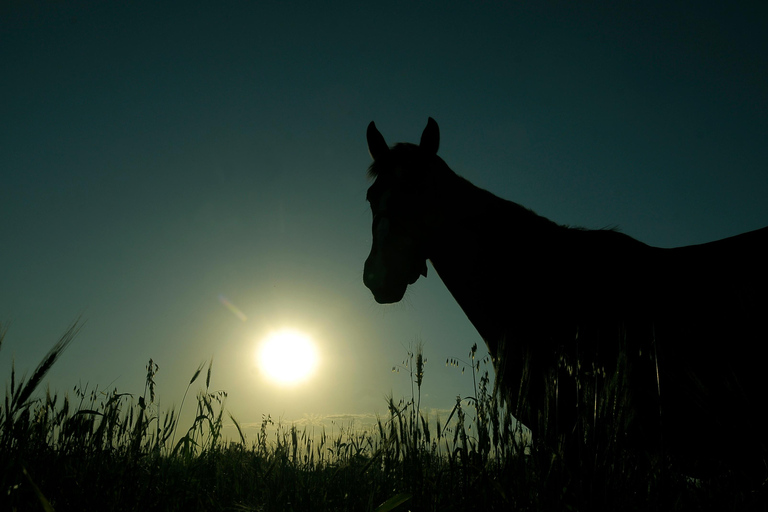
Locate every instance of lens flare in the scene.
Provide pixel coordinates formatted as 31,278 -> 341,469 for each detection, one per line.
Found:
219,295 -> 247,321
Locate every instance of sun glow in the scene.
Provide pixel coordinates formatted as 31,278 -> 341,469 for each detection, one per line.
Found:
257,329 -> 319,385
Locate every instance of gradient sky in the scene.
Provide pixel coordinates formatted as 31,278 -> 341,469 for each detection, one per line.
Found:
2,1 -> 767,438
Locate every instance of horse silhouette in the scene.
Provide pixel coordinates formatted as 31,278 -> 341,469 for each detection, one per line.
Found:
363,117 -> 768,482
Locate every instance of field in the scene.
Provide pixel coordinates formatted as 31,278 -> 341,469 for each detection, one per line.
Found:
1,321 -> 762,511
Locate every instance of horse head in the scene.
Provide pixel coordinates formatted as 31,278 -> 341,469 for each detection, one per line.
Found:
363,118 -> 441,303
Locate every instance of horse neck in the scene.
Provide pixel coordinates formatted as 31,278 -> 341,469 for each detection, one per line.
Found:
427,174 -> 558,265
425,174 -> 560,344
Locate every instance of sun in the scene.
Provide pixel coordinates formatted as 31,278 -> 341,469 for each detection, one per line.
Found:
257,329 -> 319,385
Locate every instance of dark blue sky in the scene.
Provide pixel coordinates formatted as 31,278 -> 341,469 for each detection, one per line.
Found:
2,1 -> 767,436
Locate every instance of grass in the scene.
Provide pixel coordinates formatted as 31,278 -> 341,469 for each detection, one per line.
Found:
1,321 -> 763,511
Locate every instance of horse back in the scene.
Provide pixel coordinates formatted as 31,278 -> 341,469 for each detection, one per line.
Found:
651,226 -> 768,476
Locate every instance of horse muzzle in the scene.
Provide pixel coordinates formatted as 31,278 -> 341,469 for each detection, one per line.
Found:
364,258 -> 418,303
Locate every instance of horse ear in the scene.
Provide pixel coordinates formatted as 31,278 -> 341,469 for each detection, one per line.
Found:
420,117 -> 440,155
367,121 -> 390,161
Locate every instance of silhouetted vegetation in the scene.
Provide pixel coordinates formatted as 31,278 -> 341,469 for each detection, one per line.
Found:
1,322 -> 762,511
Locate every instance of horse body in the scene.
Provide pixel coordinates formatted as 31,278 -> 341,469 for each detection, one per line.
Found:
363,118 -> 768,479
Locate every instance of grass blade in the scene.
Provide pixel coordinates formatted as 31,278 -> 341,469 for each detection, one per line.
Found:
13,318 -> 83,413
374,493 -> 412,512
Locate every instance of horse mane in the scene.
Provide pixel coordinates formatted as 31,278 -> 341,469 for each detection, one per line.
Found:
367,143 -> 423,179
367,142 -> 623,240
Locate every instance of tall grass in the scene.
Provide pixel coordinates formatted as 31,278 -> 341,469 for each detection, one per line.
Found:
0,321 -> 761,511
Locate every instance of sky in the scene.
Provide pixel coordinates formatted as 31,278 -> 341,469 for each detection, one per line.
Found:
2,1 -> 767,440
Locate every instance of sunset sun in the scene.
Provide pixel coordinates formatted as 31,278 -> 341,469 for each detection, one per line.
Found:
257,329 -> 319,385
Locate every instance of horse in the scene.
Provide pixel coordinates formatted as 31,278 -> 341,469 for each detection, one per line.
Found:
363,117 -> 768,484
